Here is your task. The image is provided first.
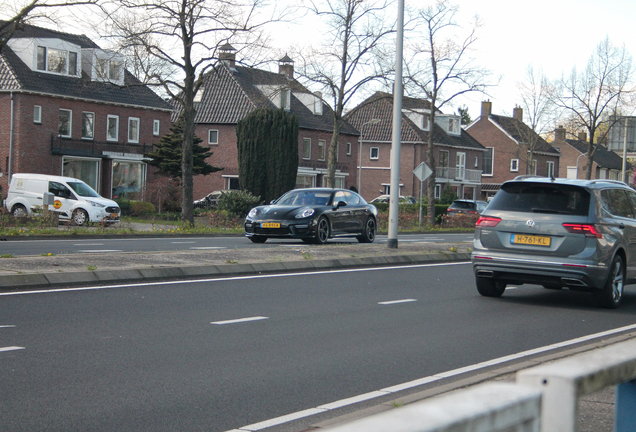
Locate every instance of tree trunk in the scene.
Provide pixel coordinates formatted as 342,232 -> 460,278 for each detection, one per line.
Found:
426,111 -> 436,226
327,117 -> 343,188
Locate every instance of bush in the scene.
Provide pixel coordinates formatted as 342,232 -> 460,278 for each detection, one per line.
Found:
131,201 -> 157,216
218,190 -> 261,218
206,209 -> 244,229
115,198 -> 132,216
441,213 -> 479,228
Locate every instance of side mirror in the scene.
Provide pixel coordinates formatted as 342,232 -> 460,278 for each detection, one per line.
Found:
336,201 -> 347,208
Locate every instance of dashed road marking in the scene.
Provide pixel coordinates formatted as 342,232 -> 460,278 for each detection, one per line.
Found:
190,247 -> 226,250
0,325 -> 16,328
211,316 -> 269,325
0,346 -> 25,353
77,250 -> 123,253
378,299 -> 417,305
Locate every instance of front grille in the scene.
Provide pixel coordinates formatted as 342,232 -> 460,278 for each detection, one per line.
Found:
106,206 -> 120,213
254,227 -> 291,235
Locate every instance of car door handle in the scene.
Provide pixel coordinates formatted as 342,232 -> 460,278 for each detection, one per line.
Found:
619,224 -> 626,229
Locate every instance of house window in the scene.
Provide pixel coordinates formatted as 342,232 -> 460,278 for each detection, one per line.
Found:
296,174 -> 316,188
510,159 -> 519,172
81,112 -> 95,140
346,142 -> 352,156
69,52 -> 78,76
439,150 -> 449,178
96,58 -> 108,79
547,161 -> 555,177
435,184 -> 442,199
128,117 -> 140,143
58,109 -> 72,138
194,87 -> 204,103
36,46 -> 78,75
318,140 -> 326,161
34,105 -> 42,124
370,147 -> 379,160
280,88 -> 291,110
474,156 -> 479,168
107,115 -> 119,141
303,138 -> 311,160
96,58 -> 121,81
109,61 -> 122,81
208,130 -> 219,145
153,120 -> 160,136
226,177 -> 240,190
36,47 -> 46,70
482,147 -> 494,176
62,157 -> 100,192
112,161 -> 146,199
531,159 -> 537,175
448,118 -> 459,134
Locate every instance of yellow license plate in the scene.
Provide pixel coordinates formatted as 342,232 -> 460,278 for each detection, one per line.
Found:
511,234 -> 551,246
110,213 -> 119,218
261,223 -> 280,228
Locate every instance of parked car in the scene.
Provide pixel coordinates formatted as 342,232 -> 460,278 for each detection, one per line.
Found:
472,177 -> 636,308
5,173 -> 120,226
194,190 -> 231,208
447,199 -> 488,216
370,195 -> 417,204
244,188 -> 378,244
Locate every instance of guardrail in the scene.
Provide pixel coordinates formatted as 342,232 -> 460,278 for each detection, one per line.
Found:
326,338 -> 636,432
518,338 -> 636,432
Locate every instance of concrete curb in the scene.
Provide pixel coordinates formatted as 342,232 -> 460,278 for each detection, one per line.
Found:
0,252 -> 471,291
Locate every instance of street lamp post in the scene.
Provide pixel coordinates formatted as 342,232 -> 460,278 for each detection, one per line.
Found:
358,119 -> 381,195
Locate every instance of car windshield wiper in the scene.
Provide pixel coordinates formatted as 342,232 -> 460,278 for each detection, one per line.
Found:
531,208 -> 570,214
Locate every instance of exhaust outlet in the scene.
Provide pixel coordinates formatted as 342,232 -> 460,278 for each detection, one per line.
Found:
476,270 -> 494,277
561,278 -> 588,287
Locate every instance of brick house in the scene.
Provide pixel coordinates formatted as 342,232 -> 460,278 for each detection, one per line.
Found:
465,101 -> 560,200
175,45 -> 359,200
345,92 -> 485,202
553,126 -> 626,181
0,24 -> 172,199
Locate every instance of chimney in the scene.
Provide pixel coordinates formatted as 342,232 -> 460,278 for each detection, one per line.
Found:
481,100 -> 492,118
578,132 -> 587,142
555,125 -> 566,141
279,54 -> 294,79
513,106 -> 523,121
219,43 -> 236,67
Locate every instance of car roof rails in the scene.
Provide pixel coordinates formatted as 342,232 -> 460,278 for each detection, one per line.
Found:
512,175 -> 547,181
588,179 -> 627,186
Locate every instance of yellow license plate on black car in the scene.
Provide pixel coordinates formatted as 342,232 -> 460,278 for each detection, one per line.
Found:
511,234 -> 551,246
261,223 -> 280,228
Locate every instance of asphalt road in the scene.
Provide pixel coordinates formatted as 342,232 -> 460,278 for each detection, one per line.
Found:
2,263 -> 635,431
0,233 -> 474,256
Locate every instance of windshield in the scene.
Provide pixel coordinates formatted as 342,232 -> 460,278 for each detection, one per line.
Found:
67,181 -> 101,198
276,190 -> 332,206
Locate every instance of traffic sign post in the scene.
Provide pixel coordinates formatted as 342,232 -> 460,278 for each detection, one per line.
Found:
413,163 -> 433,227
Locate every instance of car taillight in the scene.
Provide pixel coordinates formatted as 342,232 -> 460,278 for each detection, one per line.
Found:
562,223 -> 603,238
476,216 -> 501,227
468,210 -> 477,214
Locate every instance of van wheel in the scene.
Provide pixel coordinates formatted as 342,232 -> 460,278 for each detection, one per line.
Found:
12,205 -> 27,218
72,209 -> 89,226
476,277 -> 506,297
594,255 -> 624,309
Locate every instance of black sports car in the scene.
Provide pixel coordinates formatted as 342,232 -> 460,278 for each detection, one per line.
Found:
244,188 -> 378,244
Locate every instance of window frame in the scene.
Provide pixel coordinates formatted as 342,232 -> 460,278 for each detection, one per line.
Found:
510,159 -> 519,172
81,112 -> 95,140
303,138 -> 311,160
346,142 -> 352,156
208,129 -> 219,145
370,147 -> 379,160
482,147 -> 494,176
107,115 -> 119,141
34,105 -> 42,124
547,161 -> 555,177
58,109 -> 72,138
128,117 -> 140,143
153,120 -> 161,136
318,140 -> 326,161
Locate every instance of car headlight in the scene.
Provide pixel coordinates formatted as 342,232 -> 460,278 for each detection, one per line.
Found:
248,208 -> 258,218
295,208 -> 315,218
88,201 -> 106,208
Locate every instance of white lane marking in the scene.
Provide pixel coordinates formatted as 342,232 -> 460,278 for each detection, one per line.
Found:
225,323 -> 636,432
0,346 -> 25,353
0,262 -> 471,296
0,325 -> 16,328
77,250 -> 123,253
171,241 -> 196,244
74,243 -> 104,246
211,316 -> 268,325
378,299 -> 417,305
190,247 -> 226,250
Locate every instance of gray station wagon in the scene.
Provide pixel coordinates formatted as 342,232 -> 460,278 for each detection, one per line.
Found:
472,176 -> 636,308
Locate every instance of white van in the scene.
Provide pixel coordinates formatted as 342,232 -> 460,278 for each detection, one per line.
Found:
5,173 -> 120,226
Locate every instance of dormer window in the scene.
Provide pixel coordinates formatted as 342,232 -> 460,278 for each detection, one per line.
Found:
449,118 -> 459,134
36,46 -> 78,76
96,58 -> 121,81
280,88 -> 291,111
194,87 -> 204,103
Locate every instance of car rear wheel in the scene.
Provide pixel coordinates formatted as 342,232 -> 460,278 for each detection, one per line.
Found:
594,255 -> 624,309
249,236 -> 267,243
12,204 -> 27,218
72,209 -> 89,226
314,217 -> 330,244
357,217 -> 376,243
476,277 -> 506,297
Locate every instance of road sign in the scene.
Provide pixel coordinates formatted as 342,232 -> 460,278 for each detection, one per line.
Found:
413,162 -> 432,181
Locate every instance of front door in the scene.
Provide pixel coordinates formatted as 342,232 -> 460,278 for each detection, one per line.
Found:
48,181 -> 77,220
456,152 -> 466,181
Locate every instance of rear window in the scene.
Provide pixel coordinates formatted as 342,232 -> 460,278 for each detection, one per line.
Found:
487,183 -> 590,216
449,201 -> 476,210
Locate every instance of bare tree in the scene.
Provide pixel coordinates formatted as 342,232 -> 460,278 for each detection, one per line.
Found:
1,0 -> 99,50
553,36 -> 635,179
514,65 -> 556,174
101,0 -> 279,225
297,0 -> 395,188
404,0 -> 494,225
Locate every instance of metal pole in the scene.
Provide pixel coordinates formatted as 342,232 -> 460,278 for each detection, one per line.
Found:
622,117 -> 628,183
358,135 -> 362,193
387,0 -> 404,249
419,179 -> 423,227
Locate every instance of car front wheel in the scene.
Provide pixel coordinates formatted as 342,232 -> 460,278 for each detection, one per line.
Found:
594,255 -> 624,309
314,217 -> 330,244
72,209 -> 89,226
357,217 -> 376,243
476,277 -> 506,297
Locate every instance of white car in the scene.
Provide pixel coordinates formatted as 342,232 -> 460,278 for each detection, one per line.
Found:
5,173 -> 120,226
